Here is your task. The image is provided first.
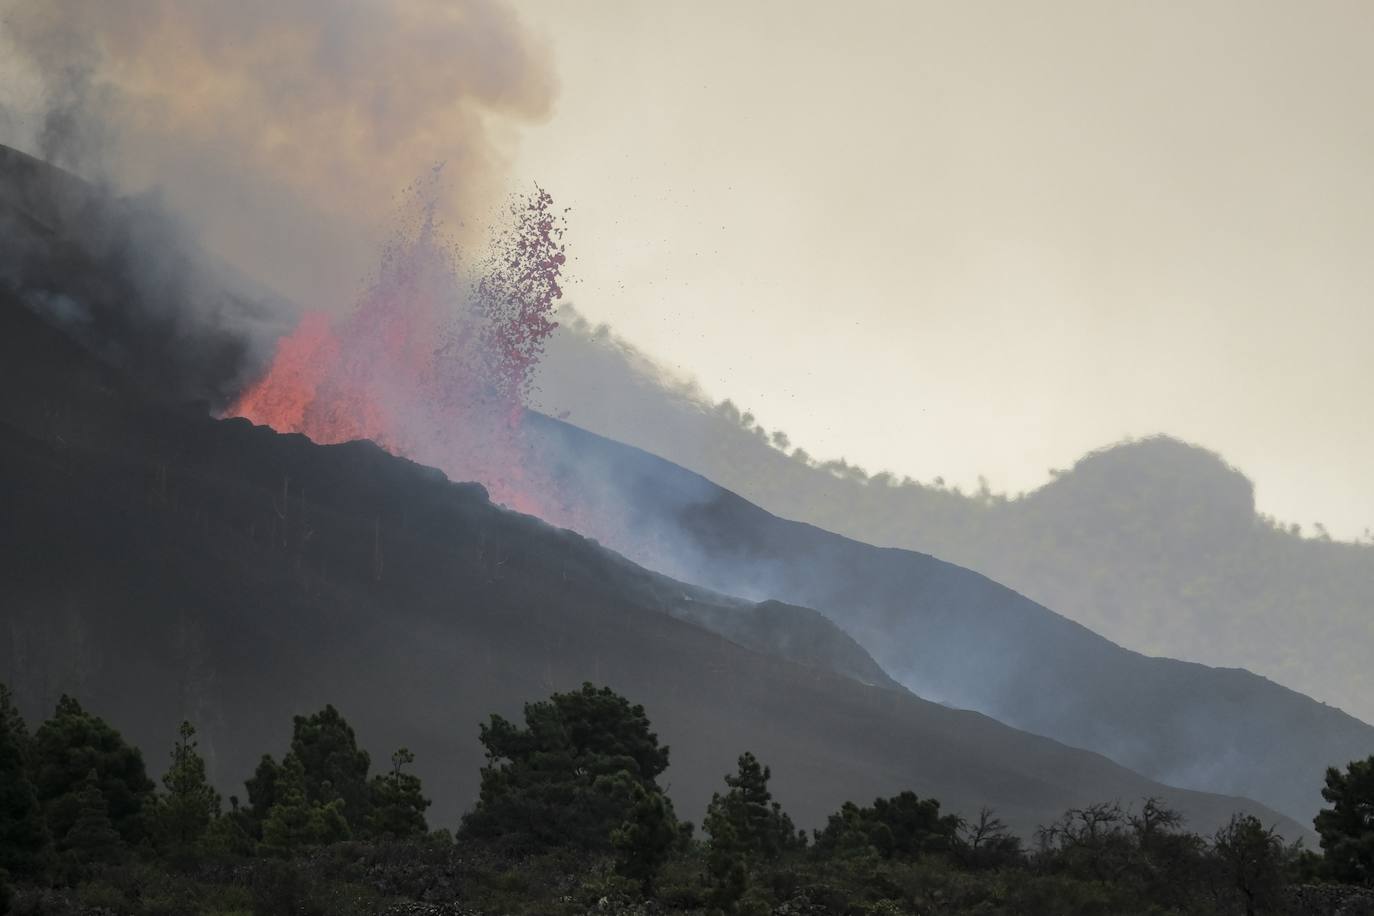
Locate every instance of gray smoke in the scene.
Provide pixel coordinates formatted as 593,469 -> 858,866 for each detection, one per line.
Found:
0,0 -> 557,404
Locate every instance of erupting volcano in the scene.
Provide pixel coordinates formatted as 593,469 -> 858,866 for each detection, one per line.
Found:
229,174 -> 568,514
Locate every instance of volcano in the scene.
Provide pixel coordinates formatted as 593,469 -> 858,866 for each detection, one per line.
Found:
0,288 -> 1308,839
0,145 -> 1311,840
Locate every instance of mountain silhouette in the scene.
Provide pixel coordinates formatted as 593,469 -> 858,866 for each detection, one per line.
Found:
514,410 -> 1373,826
0,291 -> 1301,839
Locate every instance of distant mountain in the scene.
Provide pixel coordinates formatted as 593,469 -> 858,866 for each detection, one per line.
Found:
0,295 -> 1296,840
515,411 -> 1373,826
535,312 -> 1374,726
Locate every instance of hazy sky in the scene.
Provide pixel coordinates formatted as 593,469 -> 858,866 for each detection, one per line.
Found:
1,1 -> 1370,539
511,0 -> 1374,539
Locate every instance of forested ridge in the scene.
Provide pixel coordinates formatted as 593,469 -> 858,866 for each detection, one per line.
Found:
3,681 -> 1373,916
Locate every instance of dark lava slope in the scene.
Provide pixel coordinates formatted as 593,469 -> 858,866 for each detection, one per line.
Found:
0,292 -> 1302,839
520,412 -> 1373,826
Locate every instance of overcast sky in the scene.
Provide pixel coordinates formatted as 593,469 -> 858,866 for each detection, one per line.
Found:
1,1 -> 1369,539
510,0 -> 1374,539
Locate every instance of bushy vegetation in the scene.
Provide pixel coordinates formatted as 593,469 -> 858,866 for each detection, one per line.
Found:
2,681 -> 1372,916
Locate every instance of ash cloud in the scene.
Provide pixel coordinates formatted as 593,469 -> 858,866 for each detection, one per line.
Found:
0,146 -> 287,408
0,0 -> 557,405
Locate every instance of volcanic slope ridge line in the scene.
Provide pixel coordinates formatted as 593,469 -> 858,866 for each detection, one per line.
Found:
0,290 -> 1308,841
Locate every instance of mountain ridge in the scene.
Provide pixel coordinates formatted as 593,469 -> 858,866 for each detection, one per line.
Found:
0,143 -> 1352,835
0,293 -> 1305,841
514,409 -> 1374,825
533,311 -> 1374,725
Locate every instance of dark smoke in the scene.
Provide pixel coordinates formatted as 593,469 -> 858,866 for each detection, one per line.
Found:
0,0 -> 557,406
0,145 -> 290,409
0,0 -> 557,312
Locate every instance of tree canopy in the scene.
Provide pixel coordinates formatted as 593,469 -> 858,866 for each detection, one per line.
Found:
461,682 -> 674,851
29,696 -> 154,848
151,721 -> 221,857
1315,755 -> 1374,886
61,769 -> 124,871
0,681 -> 1359,915
366,748 -> 431,840
703,751 -> 802,911
260,754 -> 351,854
0,685 -> 47,879
814,790 -> 962,861
286,705 -> 373,827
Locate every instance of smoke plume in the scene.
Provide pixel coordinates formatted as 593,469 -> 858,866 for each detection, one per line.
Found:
0,0 -> 558,366
229,173 -> 569,513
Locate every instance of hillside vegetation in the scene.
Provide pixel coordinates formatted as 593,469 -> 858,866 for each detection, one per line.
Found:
4,682 -> 1372,916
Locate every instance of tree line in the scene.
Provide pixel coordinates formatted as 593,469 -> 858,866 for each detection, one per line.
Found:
1,681 -> 1372,915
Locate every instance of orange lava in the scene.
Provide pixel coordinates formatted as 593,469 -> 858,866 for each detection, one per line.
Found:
227,181 -> 574,518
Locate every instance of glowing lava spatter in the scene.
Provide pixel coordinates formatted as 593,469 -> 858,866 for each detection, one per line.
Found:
228,177 -> 569,513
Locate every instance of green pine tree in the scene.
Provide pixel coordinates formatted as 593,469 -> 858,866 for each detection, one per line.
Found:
261,755 -> 351,855
704,818 -> 749,913
203,795 -> 256,858
287,705 -> 373,827
611,778 -> 679,895
62,770 -> 124,871
366,748 -> 430,840
813,790 -> 961,861
461,683 -> 675,852
0,684 -> 48,879
31,695 -> 154,847
705,752 -> 800,862
703,752 -> 801,911
0,685 -> 27,744
152,721 -> 221,857
1314,755 -> 1374,886
244,754 -> 281,830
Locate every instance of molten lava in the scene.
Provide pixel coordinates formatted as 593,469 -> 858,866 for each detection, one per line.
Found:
228,179 -> 569,514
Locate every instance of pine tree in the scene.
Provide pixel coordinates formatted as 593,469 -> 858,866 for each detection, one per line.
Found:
814,791 -> 962,861
261,755 -> 350,855
287,705 -> 372,827
611,778 -> 679,895
462,683 -> 674,851
1314,755 -> 1374,886
703,752 -> 801,910
0,685 -> 26,744
31,695 -> 154,846
0,684 -> 48,879
704,818 -> 749,913
366,748 -> 430,840
244,754 -> 281,829
62,770 -> 123,870
203,795 -> 256,858
260,755 -> 315,854
705,752 -> 800,862
152,721 -> 221,857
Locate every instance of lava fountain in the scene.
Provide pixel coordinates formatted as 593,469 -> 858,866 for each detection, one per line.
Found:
229,173 -> 568,516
